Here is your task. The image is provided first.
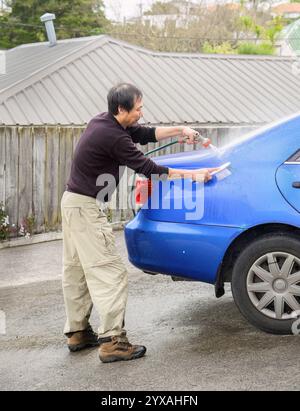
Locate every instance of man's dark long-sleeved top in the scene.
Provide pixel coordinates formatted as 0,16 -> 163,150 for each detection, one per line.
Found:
67,112 -> 169,199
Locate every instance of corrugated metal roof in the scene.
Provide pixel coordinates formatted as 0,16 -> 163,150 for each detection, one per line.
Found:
0,36 -> 99,93
0,35 -> 300,126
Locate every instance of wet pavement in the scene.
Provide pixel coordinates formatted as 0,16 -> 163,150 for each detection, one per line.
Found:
0,231 -> 300,391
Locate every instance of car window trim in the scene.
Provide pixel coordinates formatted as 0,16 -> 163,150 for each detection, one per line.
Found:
285,149 -> 300,164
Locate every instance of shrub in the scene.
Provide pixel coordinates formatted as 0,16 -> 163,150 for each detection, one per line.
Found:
0,203 -> 36,241
202,41 -> 235,55
19,215 -> 36,238
237,42 -> 275,55
0,203 -> 11,241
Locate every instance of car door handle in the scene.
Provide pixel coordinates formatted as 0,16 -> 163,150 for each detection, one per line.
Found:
292,182 -> 300,188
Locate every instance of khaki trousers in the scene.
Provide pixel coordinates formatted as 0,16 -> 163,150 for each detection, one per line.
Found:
61,191 -> 128,338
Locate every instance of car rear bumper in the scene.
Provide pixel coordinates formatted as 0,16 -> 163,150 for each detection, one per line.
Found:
125,212 -> 243,284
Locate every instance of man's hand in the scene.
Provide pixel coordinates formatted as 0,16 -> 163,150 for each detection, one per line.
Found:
155,126 -> 211,148
178,127 -> 199,145
168,167 -> 220,183
191,168 -> 220,182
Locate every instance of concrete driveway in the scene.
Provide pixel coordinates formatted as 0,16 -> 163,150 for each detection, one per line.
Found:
0,231 -> 299,391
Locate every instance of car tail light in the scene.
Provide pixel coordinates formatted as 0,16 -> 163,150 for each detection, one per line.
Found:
135,177 -> 152,207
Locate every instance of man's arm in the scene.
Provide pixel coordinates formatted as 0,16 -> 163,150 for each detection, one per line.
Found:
128,125 -> 218,181
155,126 -> 198,144
168,167 -> 220,182
111,134 -> 169,178
129,124 -> 200,145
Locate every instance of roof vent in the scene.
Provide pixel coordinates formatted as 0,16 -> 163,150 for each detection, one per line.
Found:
40,13 -> 57,47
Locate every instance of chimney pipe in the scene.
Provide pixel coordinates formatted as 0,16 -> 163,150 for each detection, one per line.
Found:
40,13 -> 57,47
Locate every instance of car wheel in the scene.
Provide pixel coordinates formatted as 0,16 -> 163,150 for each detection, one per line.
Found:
231,234 -> 300,335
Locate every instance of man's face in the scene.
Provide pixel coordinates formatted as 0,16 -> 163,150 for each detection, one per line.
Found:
119,98 -> 143,127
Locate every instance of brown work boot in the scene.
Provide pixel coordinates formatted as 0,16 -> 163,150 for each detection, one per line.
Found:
67,325 -> 99,352
98,333 -> 146,363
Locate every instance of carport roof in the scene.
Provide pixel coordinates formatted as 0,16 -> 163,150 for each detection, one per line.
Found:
279,19 -> 300,54
0,35 -> 300,126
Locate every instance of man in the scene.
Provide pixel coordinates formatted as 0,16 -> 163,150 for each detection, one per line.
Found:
61,83 -> 216,363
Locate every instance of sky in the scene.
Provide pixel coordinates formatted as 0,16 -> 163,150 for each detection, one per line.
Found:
103,0 -> 155,21
102,0 -> 243,21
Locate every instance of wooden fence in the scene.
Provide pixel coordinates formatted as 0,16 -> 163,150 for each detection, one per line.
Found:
0,125 -> 256,235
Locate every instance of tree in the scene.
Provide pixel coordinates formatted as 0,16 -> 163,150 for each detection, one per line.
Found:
144,1 -> 179,16
254,24 -> 263,42
264,16 -> 283,45
239,15 -> 254,33
109,0 -> 280,55
0,0 -> 110,49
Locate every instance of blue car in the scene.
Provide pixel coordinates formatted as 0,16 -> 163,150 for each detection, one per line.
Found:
125,114 -> 300,335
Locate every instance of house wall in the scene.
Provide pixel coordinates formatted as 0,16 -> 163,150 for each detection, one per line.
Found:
0,124 -> 257,235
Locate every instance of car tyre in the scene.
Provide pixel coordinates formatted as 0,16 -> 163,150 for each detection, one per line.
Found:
231,233 -> 300,335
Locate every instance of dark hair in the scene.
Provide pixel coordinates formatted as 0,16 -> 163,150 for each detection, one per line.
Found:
107,83 -> 143,115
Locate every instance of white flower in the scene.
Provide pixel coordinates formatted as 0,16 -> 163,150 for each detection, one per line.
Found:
19,225 -> 25,236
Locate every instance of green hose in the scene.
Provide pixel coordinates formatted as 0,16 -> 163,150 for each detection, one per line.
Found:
144,139 -> 179,156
